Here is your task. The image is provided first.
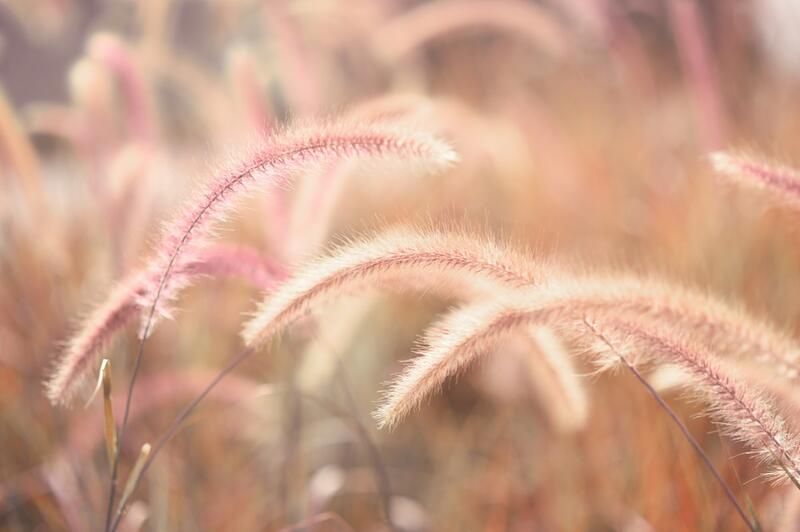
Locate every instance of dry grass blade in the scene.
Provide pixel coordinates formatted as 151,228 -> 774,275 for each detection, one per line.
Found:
114,442 -> 151,525
101,360 -> 117,468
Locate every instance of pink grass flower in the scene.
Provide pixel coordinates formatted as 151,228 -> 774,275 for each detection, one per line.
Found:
45,245 -> 282,405
588,319 -> 800,485
140,120 -> 458,326
711,151 -> 800,209
242,228 -> 536,348
376,273 -> 800,428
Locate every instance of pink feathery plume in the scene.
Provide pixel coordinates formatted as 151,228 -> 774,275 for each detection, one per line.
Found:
226,45 -> 273,133
588,319 -> 800,486
711,151 -> 800,209
286,94 -> 437,259
139,121 -> 457,326
46,273 -> 146,406
284,160 -> 347,259
45,245 -> 283,405
48,123 -> 455,405
262,0 -> 321,115
376,274 -> 800,428
242,228 -> 537,349
184,244 -> 285,290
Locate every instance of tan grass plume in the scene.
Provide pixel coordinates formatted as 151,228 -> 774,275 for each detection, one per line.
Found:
242,228 -> 538,348
377,273 -> 800,428
586,318 -> 800,486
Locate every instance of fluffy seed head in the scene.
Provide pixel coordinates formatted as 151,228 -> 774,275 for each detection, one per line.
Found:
587,319 -> 800,485
45,245 -> 281,405
376,273 -> 800,428
523,326 -> 588,433
711,150 -> 800,209
140,119 -> 458,326
241,227 -> 538,348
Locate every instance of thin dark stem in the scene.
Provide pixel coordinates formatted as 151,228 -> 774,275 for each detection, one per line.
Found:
104,155 -> 272,531
333,360 -> 397,531
108,344 -> 255,532
104,167 -> 246,531
584,319 -> 756,532
279,363 -> 302,521
103,259 -> 171,532
108,346 -> 400,532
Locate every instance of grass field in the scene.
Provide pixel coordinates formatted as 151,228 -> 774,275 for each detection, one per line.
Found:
3,1 -> 800,530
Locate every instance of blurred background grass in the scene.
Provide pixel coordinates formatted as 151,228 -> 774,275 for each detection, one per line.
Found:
3,0 -> 800,530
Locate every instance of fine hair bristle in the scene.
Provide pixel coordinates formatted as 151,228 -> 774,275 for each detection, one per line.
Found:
586,318 -> 800,486
140,119 -> 458,328
375,272 -> 800,429
45,244 -> 282,405
711,150 -> 800,209
241,227 -> 537,348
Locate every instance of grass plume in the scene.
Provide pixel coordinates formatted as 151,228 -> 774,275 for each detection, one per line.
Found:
140,120 -> 458,325
242,228 -> 537,348
711,151 -> 800,209
45,244 -> 282,405
376,272 -> 800,428
586,318 -> 800,487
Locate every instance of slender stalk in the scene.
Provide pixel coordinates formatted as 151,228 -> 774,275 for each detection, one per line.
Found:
334,360 -> 397,531
584,319 -> 755,531
103,248 -> 174,532
108,345 -> 399,531
108,345 -> 255,531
